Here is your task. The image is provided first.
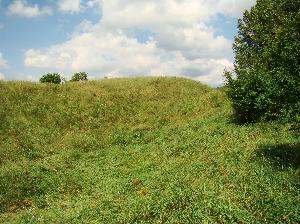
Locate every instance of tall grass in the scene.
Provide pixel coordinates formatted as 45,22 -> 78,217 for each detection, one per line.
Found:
0,77 -> 299,223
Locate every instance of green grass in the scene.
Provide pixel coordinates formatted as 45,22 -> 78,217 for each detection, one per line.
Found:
0,77 -> 299,223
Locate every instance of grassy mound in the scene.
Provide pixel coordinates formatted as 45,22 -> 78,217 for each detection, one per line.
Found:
0,77 -> 299,223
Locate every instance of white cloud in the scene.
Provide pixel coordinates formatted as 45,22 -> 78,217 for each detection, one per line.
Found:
0,52 -> 8,69
155,24 -> 232,60
217,0 -> 256,17
102,1 -> 196,30
0,52 -> 8,81
150,53 -> 233,86
25,27 -> 160,76
58,0 -> 82,13
0,23 -> 4,29
101,0 -> 256,29
7,0 -> 52,18
0,72 -> 5,80
24,0 -> 255,86
85,0 -> 102,10
58,0 -> 101,14
24,24 -> 233,86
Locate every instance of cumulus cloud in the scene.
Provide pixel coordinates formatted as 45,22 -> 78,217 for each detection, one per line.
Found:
25,27 -> 160,75
58,0 -> 82,13
0,72 -> 5,80
7,0 -> 52,18
0,52 -> 8,69
217,0 -> 256,17
85,0 -> 102,10
102,0 -> 214,29
154,24 -> 232,60
101,0 -> 256,29
0,52 -> 7,81
150,53 -> 233,86
25,24 -> 233,86
58,0 -> 102,14
24,0 -> 255,86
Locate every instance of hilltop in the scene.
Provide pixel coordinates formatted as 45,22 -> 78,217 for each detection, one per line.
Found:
0,77 -> 299,223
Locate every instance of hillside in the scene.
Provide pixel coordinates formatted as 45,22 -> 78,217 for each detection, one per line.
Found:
0,77 -> 299,223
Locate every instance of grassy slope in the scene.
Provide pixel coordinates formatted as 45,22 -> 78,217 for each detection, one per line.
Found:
0,77 -> 299,223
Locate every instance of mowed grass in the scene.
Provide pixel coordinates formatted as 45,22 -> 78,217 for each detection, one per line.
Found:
0,77 -> 299,223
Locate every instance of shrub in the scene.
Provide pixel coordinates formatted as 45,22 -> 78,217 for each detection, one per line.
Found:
70,72 -> 88,82
40,73 -> 62,84
225,0 -> 300,124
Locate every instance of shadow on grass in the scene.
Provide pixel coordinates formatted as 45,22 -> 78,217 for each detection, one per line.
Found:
256,143 -> 300,170
226,112 -> 258,126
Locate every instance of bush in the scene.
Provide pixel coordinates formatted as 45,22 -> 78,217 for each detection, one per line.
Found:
225,0 -> 300,124
70,72 -> 88,82
40,73 -> 62,84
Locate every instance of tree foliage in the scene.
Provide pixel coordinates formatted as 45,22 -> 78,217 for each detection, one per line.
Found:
70,72 -> 88,82
225,0 -> 300,124
39,73 -> 61,84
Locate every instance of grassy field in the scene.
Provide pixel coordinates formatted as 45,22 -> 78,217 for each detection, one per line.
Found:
0,77 -> 299,223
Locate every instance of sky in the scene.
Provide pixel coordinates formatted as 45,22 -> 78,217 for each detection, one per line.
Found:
0,0 -> 256,86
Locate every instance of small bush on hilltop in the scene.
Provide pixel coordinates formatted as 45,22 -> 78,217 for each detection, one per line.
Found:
70,72 -> 88,81
225,0 -> 300,124
39,73 -> 62,84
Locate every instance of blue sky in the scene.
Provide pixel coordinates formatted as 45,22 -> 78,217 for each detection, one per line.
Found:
0,0 -> 256,86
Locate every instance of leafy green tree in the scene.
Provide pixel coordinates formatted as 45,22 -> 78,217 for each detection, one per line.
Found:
225,0 -> 300,124
40,73 -> 61,84
70,72 -> 88,82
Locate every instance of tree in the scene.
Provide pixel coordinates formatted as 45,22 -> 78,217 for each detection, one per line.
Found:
225,0 -> 300,124
40,73 -> 61,84
70,72 -> 88,81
